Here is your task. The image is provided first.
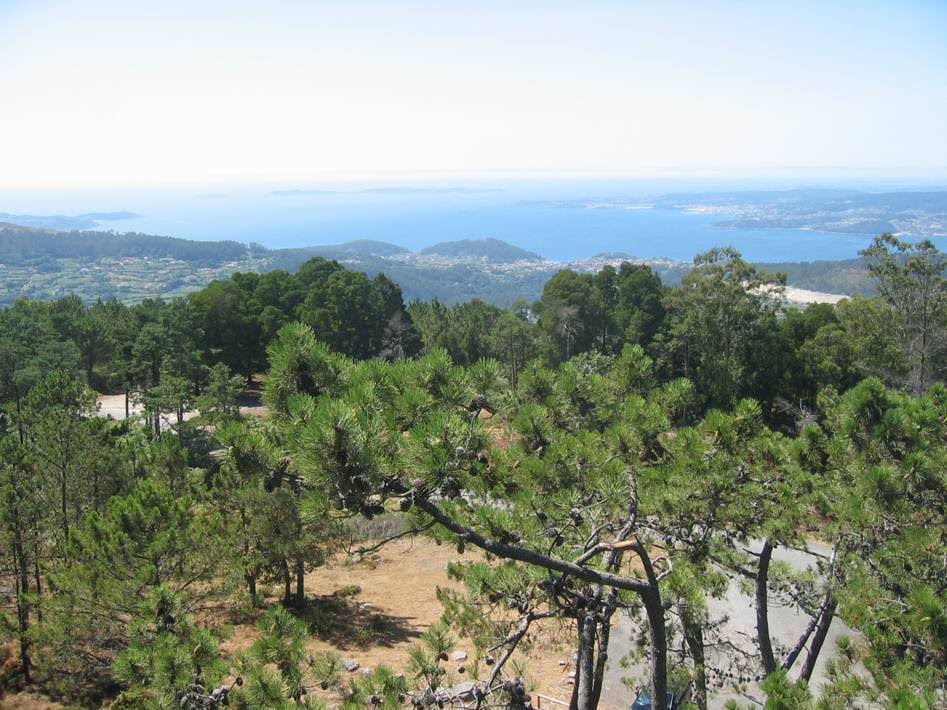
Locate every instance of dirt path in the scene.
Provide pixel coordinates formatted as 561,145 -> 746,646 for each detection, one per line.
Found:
95,389 -> 267,423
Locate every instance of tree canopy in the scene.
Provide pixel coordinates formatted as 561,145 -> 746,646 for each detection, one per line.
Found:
0,240 -> 944,709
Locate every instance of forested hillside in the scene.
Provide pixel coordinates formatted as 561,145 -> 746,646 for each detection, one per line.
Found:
420,237 -> 542,262
0,223 -> 875,306
0,235 -> 944,709
0,225 -> 253,264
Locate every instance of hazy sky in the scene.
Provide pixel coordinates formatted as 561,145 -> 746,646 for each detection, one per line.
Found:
1,0 -> 946,186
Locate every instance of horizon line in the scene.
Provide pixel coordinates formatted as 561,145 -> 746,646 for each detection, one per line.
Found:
4,166 -> 947,191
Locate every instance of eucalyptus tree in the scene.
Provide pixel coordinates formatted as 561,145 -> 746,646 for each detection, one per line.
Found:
861,234 -> 946,393
657,247 -> 786,414
613,262 -> 666,348
188,278 -> 261,378
487,302 -> 538,389
587,263 -> 667,354
537,269 -> 601,362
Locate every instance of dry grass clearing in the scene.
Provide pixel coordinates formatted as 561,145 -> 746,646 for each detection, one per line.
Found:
0,693 -> 65,710
2,538 -> 619,709
220,536 -> 583,706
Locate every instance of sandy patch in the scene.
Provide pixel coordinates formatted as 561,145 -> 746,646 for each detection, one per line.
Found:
782,286 -> 847,305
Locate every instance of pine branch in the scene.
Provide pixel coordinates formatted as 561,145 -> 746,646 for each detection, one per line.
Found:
414,496 -> 650,593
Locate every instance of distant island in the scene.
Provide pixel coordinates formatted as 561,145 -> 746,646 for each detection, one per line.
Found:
0,223 -> 870,307
268,186 -> 502,197
0,210 -> 141,231
523,188 -> 947,239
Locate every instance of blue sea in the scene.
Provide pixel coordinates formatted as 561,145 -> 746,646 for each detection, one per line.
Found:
3,178 -> 945,263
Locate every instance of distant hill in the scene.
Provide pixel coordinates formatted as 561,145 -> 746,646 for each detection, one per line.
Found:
268,187 -> 501,197
0,225 -> 250,265
303,240 -> 409,258
0,223 -> 872,307
421,238 -> 542,263
0,221 -> 50,233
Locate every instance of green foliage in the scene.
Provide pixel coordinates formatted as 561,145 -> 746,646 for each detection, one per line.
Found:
141,367 -> 192,428
196,362 -> 245,423
758,669 -> 812,709
657,247 -> 787,412
112,586 -> 226,706
811,379 -> 947,706
245,606 -> 312,701
263,323 -> 350,415
1,236 -> 945,710
38,478 -> 228,690
861,233 -> 947,393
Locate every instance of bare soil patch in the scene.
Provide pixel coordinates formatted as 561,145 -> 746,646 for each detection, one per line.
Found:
216,537 -> 583,707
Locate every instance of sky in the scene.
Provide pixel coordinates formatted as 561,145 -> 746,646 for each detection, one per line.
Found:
0,0 -> 946,187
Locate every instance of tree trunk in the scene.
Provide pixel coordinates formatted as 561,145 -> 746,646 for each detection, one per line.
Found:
281,558 -> 292,606
575,609 -> 598,710
682,611 -> 707,710
509,339 -> 519,391
93,464 -> 101,513
246,571 -> 257,603
414,496 -> 667,708
643,587 -> 669,710
60,473 -> 69,543
12,536 -> 32,683
14,383 -> 25,444
590,601 -> 614,708
240,508 -> 257,605
295,558 -> 305,607
33,555 -> 43,623
569,616 -> 584,710
756,539 -> 777,675
799,595 -> 837,682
